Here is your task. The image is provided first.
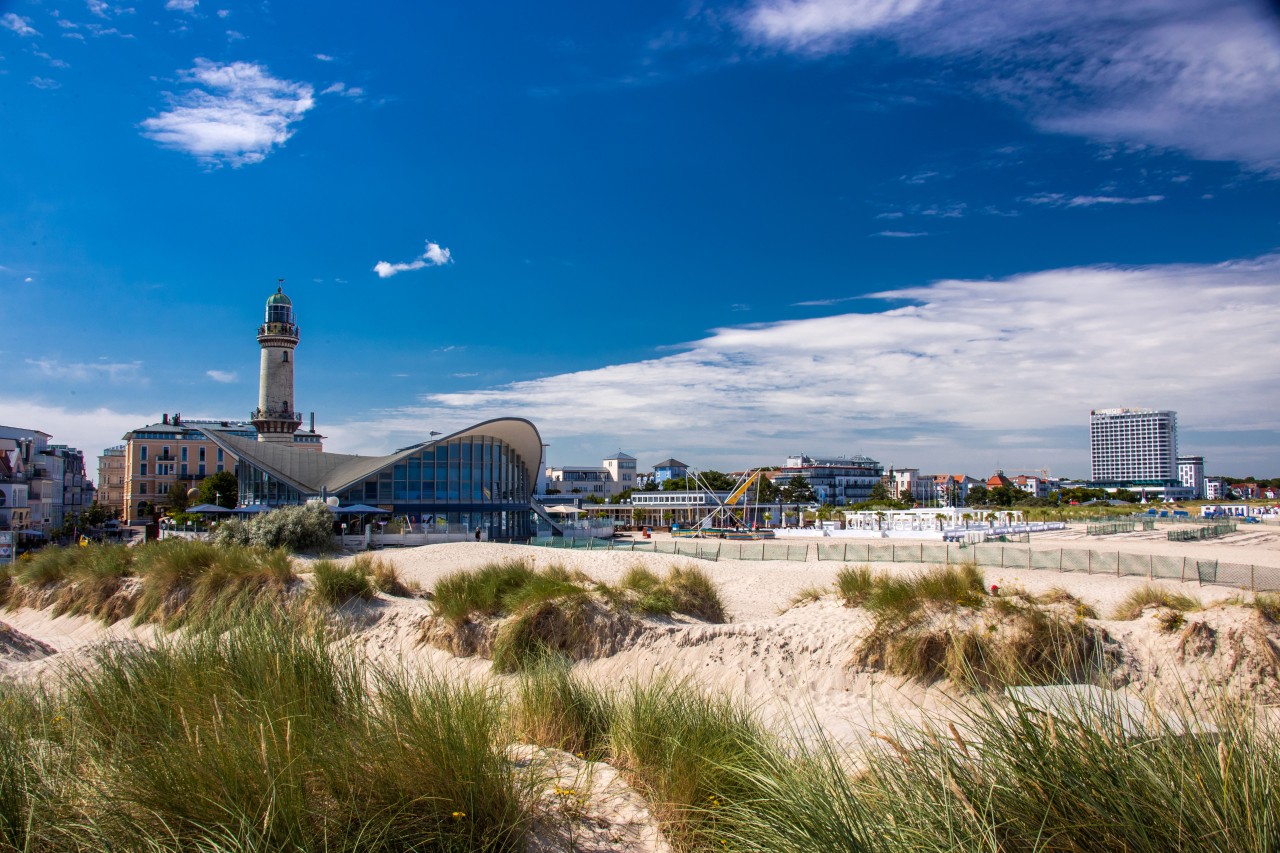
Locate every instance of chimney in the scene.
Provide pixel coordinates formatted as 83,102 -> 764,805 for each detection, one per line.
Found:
162,413 -> 169,424
310,412 -> 315,432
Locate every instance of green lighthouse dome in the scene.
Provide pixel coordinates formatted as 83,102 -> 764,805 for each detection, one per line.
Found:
266,286 -> 292,307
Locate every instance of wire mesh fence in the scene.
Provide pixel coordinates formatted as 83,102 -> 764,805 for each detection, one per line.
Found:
526,536 -> 1280,591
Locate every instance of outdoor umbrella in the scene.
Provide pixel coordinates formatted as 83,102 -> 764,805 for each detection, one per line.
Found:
188,503 -> 233,514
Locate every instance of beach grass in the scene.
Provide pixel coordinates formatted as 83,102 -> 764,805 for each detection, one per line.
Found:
3,601 -> 1279,852
1113,584 -> 1203,620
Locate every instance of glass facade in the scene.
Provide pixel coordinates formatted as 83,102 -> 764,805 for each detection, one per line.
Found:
236,434 -> 536,541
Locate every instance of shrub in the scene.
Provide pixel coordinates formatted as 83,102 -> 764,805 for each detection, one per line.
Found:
790,586 -> 828,606
863,564 -> 985,622
619,563 -> 726,622
836,565 -> 875,606
511,658 -> 613,759
211,517 -> 251,547
15,546 -> 78,587
358,554 -> 410,597
1251,592 -> 1279,623
1037,586 -> 1100,619
710,688 -> 1280,853
1113,584 -> 1202,620
608,677 -> 776,849
312,559 -> 374,606
491,592 -> 597,672
43,606 -> 530,851
431,561 -> 542,625
246,504 -> 335,553
131,540 -> 294,630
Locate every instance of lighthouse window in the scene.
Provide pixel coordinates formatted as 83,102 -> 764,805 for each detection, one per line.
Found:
282,351 -> 289,363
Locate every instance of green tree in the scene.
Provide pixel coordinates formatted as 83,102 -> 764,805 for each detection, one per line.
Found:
966,484 -> 990,507
82,502 -> 109,526
698,470 -> 737,491
781,475 -> 817,505
166,481 -> 192,514
756,475 -> 781,504
641,480 -> 659,492
868,481 -> 893,502
198,470 -> 238,508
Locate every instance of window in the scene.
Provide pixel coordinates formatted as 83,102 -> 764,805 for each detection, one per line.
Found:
199,447 -> 206,462
181,447 -> 188,462
217,449 -> 224,463
140,463 -> 148,476
180,464 -> 187,478
140,446 -> 148,461
139,483 -> 147,495
282,351 -> 289,362
198,464 -> 206,476
216,464 -> 224,473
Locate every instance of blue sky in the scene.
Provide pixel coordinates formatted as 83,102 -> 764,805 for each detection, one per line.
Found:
2,0 -> 1279,479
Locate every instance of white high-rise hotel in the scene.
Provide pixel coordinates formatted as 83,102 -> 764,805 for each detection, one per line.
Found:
1089,408 -> 1178,484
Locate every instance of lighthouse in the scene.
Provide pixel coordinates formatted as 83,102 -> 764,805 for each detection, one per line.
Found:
251,286 -> 302,443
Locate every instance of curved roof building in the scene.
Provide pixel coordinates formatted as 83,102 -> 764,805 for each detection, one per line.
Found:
199,417 -> 542,541
192,285 -> 545,541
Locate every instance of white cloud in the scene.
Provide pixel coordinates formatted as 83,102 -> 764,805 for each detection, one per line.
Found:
1026,193 -> 1165,208
738,0 -> 1280,171
314,53 -> 334,61
742,0 -> 933,53
2,13 -> 39,36
0,399 -> 155,475
338,256 -> 1280,472
165,0 -> 198,11
23,277 -> 33,283
29,77 -> 62,90
26,358 -> 143,383
373,240 -> 453,278
217,9 -> 230,17
205,369 -> 237,383
321,81 -> 365,99
874,230 -> 927,237
86,0 -> 133,18
140,59 -> 315,167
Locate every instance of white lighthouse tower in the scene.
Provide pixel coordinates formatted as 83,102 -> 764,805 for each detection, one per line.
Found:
252,285 -> 302,443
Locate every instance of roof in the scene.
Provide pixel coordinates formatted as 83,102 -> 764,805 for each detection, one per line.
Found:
266,287 -> 292,306
197,417 -> 543,497
652,458 -> 688,469
603,451 -> 635,461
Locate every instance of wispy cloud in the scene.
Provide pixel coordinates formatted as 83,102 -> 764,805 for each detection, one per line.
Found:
742,0 -> 930,53
320,81 -> 364,99
140,59 -> 315,167
86,0 -> 134,18
29,77 -> 61,90
874,230 -> 928,237
338,255 -> 1280,472
738,0 -> 1280,172
26,358 -> 143,383
165,0 -> 198,11
205,369 -> 237,383
314,53 -> 334,62
373,240 -> 453,278
1025,193 -> 1165,208
2,13 -> 39,36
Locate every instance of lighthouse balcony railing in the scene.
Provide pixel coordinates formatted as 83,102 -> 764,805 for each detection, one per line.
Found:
249,410 -> 303,422
257,323 -> 299,337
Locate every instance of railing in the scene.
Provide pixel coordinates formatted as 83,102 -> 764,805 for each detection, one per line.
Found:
523,537 -> 1280,592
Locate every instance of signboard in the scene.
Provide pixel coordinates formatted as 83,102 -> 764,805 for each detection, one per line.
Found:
0,531 -> 12,565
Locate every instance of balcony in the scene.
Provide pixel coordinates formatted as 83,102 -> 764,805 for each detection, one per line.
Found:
250,409 -> 302,422
257,322 -> 299,338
